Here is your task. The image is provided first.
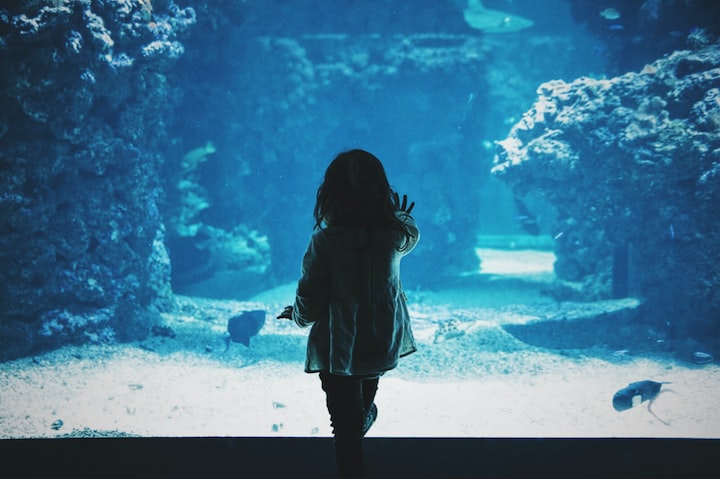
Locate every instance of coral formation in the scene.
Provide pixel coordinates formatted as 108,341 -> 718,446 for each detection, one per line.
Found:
166,27 -> 502,285
167,1 -> 599,284
494,42 -> 720,347
0,0 -> 195,360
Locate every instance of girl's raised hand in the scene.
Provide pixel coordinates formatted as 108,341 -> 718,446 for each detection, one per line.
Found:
393,192 -> 415,215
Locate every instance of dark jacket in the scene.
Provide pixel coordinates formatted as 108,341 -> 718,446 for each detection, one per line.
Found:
292,212 -> 419,375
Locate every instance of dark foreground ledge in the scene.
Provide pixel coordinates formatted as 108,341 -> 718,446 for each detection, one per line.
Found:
1,437 -> 718,478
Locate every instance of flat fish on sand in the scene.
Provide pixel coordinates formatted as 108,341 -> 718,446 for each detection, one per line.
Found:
224,310 -> 266,351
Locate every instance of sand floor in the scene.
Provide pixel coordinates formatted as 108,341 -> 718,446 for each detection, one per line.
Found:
2,338 -> 719,439
1,250 -> 719,439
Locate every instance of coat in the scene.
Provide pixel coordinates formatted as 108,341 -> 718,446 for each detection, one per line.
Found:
292,212 -> 419,376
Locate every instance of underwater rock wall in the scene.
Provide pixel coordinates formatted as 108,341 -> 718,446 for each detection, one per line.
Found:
494,43 -> 720,345
0,0 -> 195,360
165,1 -> 497,290
164,0 -> 599,292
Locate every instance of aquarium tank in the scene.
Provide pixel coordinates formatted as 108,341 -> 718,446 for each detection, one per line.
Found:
2,0 -> 720,453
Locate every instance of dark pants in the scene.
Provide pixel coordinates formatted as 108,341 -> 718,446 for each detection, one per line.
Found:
319,371 -> 379,479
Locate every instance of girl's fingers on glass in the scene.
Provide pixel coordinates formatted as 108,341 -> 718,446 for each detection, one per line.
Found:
392,192 -> 413,213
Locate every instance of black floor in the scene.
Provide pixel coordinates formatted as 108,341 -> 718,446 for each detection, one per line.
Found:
2,437 -> 718,478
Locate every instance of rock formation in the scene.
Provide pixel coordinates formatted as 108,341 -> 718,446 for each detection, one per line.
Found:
0,0 -> 195,360
494,42 -> 720,347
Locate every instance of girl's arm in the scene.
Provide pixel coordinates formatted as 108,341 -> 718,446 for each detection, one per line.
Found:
291,233 -> 330,327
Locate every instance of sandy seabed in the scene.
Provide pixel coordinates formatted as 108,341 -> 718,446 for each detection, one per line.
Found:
1,249 -> 719,440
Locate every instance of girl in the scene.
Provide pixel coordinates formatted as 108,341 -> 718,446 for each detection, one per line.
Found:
278,149 -> 419,478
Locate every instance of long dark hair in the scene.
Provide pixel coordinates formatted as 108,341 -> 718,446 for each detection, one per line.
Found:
313,149 -> 416,250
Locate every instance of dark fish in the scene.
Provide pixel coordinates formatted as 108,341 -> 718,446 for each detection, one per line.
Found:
612,380 -> 663,411
224,310 -> 266,351
613,380 -> 671,425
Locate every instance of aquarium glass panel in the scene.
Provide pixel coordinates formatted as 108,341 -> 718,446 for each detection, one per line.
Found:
1,0 -> 719,439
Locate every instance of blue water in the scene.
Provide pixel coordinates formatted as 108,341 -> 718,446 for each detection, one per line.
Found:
1,0 -> 719,441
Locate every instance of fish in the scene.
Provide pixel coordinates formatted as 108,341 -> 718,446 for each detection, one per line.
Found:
612,380 -> 671,425
463,0 -> 534,33
224,310 -> 266,351
599,8 -> 621,20
514,197 -> 541,235
692,351 -> 713,364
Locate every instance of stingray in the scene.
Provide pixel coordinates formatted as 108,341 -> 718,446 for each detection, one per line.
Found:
224,310 -> 266,352
463,0 -> 534,33
612,380 -> 673,425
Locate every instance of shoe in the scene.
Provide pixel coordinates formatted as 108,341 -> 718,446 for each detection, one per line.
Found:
362,403 -> 377,436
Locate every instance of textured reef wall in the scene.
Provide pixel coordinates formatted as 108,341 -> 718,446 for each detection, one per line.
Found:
0,0 -> 195,360
162,1 -> 494,292
167,30 -> 493,291
494,42 -> 720,347
163,0 -> 598,293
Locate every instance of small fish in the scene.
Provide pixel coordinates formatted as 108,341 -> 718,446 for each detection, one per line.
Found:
599,8 -> 621,20
514,197 -> 540,235
692,351 -> 713,364
612,380 -> 671,425
224,310 -> 266,351
51,419 -> 64,431
463,0 -> 534,33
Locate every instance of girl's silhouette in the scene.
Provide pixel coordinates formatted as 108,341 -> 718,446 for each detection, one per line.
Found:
278,149 -> 419,478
